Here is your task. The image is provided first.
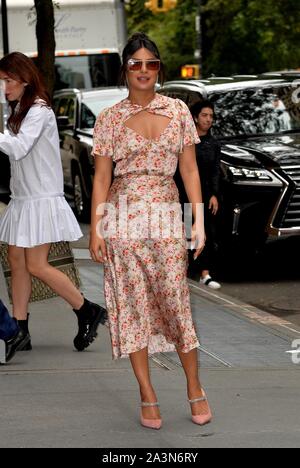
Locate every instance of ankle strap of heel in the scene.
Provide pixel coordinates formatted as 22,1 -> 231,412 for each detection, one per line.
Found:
188,396 -> 207,404
141,402 -> 160,408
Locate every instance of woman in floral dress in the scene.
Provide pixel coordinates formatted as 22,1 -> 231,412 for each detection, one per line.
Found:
90,33 -> 212,429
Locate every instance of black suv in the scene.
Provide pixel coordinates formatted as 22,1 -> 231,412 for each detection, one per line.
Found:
159,74 -> 300,251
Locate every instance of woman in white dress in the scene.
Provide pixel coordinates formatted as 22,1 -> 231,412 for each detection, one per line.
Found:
0,52 -> 107,356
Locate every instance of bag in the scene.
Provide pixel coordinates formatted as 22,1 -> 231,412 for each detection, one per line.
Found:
0,242 -> 81,303
0,299 -> 19,340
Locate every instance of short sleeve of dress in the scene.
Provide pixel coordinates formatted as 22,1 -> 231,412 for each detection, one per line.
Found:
92,108 -> 114,158
176,99 -> 200,148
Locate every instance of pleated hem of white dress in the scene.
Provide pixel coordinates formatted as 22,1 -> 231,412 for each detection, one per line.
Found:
0,196 -> 83,248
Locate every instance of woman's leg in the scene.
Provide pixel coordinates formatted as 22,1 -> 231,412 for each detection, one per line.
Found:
25,243 -> 106,351
8,246 -> 32,321
130,347 -> 161,420
176,347 -> 210,416
25,244 -> 84,309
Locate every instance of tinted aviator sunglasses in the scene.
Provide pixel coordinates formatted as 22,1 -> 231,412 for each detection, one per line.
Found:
127,58 -> 161,72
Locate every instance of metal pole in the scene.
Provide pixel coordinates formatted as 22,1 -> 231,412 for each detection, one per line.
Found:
195,0 -> 202,79
1,0 -> 9,55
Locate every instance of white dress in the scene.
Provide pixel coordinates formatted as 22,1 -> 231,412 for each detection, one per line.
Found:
0,101 -> 82,248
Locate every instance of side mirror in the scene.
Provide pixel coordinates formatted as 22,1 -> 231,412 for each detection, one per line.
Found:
57,116 -> 72,130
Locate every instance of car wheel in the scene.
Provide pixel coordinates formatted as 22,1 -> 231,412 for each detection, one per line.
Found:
72,169 -> 90,223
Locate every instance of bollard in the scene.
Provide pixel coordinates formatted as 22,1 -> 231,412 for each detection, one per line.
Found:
0,339 -> 6,364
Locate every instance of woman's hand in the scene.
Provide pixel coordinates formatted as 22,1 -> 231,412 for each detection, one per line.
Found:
209,196 -> 219,215
89,231 -> 108,264
191,222 -> 206,260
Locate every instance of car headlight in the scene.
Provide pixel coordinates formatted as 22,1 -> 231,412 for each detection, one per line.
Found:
229,166 -> 272,180
227,165 -> 283,186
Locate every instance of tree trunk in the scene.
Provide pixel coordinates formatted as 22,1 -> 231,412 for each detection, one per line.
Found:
34,0 -> 56,99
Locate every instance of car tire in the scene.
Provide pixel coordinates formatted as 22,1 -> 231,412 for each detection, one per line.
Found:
72,167 -> 91,223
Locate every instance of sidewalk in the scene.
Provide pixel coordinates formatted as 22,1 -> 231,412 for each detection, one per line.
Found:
0,252 -> 300,448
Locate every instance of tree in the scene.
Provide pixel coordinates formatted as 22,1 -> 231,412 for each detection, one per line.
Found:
34,0 -> 56,98
126,0 -> 198,80
202,0 -> 300,75
126,0 -> 300,79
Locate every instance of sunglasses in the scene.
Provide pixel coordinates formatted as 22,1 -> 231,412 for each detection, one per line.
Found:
127,59 -> 161,72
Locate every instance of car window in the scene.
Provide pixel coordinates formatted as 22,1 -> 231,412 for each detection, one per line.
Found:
54,53 -> 121,90
53,98 -> 60,114
79,91 -> 128,129
210,85 -> 300,137
160,89 -> 189,103
68,99 -> 76,126
81,103 -> 96,129
187,91 -> 204,107
169,91 -> 183,100
56,98 -> 69,117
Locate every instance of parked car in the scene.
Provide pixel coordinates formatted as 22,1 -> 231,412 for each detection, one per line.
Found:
53,87 -> 128,221
0,157 -> 10,204
159,74 -> 300,251
0,102 -> 11,203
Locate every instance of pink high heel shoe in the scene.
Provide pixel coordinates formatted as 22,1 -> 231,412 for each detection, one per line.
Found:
140,402 -> 162,430
188,389 -> 212,426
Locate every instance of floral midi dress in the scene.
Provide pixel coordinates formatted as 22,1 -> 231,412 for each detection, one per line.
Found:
93,94 -> 201,359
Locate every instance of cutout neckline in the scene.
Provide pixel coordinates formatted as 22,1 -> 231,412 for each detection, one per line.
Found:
124,112 -> 173,143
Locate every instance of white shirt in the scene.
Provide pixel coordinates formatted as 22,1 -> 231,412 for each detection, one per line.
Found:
0,102 -> 64,199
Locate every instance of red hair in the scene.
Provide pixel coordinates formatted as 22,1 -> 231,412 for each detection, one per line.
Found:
0,52 -> 51,134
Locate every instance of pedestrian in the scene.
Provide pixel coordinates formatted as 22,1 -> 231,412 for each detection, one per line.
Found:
0,52 -> 107,358
190,99 -> 222,289
90,32 -> 212,429
0,299 -> 28,362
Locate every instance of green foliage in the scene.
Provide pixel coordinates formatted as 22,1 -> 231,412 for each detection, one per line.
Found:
202,0 -> 300,75
126,0 -> 198,79
126,0 -> 300,79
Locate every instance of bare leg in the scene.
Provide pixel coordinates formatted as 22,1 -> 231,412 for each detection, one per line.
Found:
25,244 -> 84,310
129,347 -> 161,420
177,347 -> 210,416
8,246 -> 32,321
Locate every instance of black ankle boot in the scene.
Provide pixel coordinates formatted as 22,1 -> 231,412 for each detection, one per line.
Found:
18,315 -> 32,351
6,326 -> 30,362
73,298 -> 107,352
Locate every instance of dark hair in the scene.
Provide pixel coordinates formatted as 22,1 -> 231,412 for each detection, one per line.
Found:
190,99 -> 215,121
0,52 -> 51,134
120,32 -> 165,86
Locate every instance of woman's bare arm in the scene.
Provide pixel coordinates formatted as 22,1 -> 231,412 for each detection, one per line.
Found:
90,156 -> 113,263
179,145 -> 205,258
